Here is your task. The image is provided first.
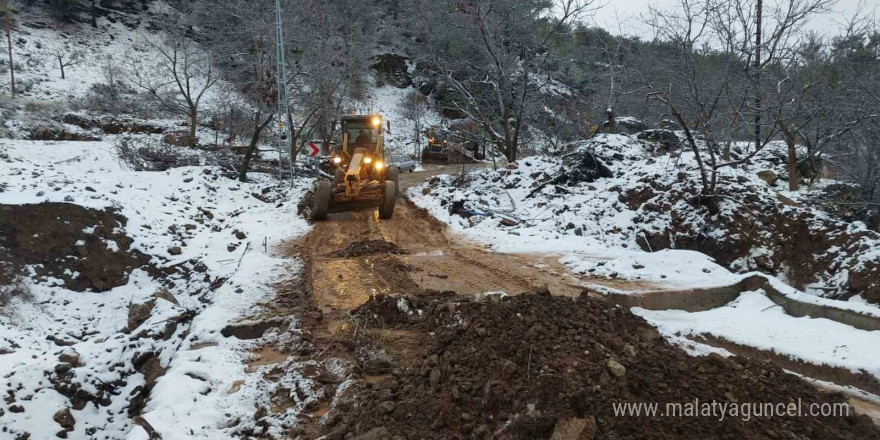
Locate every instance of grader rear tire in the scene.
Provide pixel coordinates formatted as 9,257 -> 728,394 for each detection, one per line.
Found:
378,181 -> 397,219
311,180 -> 332,221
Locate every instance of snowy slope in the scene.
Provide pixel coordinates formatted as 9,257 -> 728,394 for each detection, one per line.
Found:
0,138 -> 311,439
408,133 -> 880,306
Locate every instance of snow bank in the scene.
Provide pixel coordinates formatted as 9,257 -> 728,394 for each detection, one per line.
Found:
0,139 -> 311,439
634,291 -> 880,383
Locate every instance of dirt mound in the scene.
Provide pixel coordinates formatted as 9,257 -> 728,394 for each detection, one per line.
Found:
322,291 -> 877,440
28,126 -> 102,142
327,239 -> 408,258
61,113 -> 166,135
0,203 -> 150,292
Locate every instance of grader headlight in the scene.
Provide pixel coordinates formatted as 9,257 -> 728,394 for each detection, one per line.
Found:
375,161 -> 384,170
333,156 -> 342,164
371,116 -> 382,127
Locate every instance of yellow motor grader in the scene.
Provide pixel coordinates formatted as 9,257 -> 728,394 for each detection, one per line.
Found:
311,114 -> 398,220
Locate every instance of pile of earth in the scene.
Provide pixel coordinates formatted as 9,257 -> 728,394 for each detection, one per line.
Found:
327,239 -> 408,258
0,203 -> 150,292
318,290 -> 878,440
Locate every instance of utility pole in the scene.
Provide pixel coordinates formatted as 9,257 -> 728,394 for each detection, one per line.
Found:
3,1 -> 14,97
753,0 -> 762,152
274,0 -> 293,181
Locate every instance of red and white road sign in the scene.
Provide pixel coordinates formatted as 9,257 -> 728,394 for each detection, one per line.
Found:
309,142 -> 320,158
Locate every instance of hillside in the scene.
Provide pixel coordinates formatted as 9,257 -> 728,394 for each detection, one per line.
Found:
1,1 -> 879,439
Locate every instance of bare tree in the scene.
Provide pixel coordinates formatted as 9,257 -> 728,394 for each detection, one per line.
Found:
127,33 -> 222,144
49,42 -> 84,79
643,0 -> 835,196
414,0 -> 594,162
400,89 -> 428,159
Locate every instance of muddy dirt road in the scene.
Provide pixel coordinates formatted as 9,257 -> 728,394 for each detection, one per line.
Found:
287,164 -> 599,324
266,165 -> 880,436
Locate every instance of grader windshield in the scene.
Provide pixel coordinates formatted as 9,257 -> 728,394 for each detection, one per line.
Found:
342,115 -> 383,155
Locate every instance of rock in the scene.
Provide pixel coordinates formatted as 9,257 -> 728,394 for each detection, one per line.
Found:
623,344 -> 637,358
353,427 -> 390,440
58,350 -> 80,367
485,293 -> 503,305
533,285 -> 551,296
54,363 -> 72,374
637,129 -> 679,149
9,404 -> 24,413
64,195 -> 74,202
127,299 -> 156,332
616,117 -> 649,134
167,246 -> 183,255
507,163 -> 519,170
379,401 -> 395,414
428,368 -> 442,386
757,170 -> 777,186
327,422 -> 350,440
152,288 -> 179,305
234,231 -> 247,240
53,408 -> 76,431
632,264 -> 645,270
500,218 -> 519,227
776,194 -> 798,207
606,359 -> 626,378
184,224 -> 197,230
550,416 -> 597,440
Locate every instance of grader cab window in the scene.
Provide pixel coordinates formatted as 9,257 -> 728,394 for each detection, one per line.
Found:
343,118 -> 380,155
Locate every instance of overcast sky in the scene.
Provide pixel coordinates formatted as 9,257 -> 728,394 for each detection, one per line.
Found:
584,0 -> 875,38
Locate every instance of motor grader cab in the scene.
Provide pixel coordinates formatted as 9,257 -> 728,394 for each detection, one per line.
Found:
310,114 -> 398,220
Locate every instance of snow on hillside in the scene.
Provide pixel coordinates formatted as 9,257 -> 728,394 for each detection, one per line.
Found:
1,6 -> 234,142
409,133 -> 880,306
0,138 -> 311,439
360,74 -> 443,158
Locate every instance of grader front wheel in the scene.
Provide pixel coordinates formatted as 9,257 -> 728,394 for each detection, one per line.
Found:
378,181 -> 397,219
311,180 -> 332,221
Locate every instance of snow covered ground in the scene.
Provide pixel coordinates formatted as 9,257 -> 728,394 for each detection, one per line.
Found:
0,139 -> 311,439
634,290 -> 880,383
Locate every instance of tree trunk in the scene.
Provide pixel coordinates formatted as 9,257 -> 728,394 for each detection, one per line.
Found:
781,123 -> 799,191
58,56 -> 65,79
239,112 -> 275,182
189,108 -> 198,146
4,7 -> 13,97
90,0 -> 97,28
